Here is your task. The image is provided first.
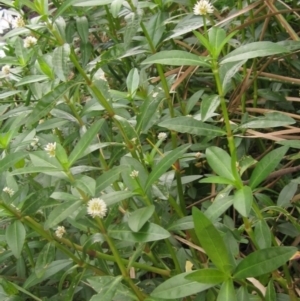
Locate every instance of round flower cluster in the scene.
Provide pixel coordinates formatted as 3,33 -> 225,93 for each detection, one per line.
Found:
3,187 -> 14,196
55,226 -> 66,238
2,65 -> 10,75
193,0 -> 214,16
24,36 -> 37,48
157,132 -> 167,141
130,170 -> 139,179
44,142 -> 56,158
87,198 -> 107,218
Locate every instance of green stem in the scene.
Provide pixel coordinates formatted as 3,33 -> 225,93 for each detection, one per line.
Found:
64,96 -> 85,126
95,218 -> 146,301
211,60 -> 242,188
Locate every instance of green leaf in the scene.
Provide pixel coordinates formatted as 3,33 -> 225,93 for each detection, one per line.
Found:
233,186 -> 253,217
193,31 -> 212,53
136,94 -> 163,134
44,200 -> 82,230
123,12 -> 141,50
206,147 -> 236,182
277,140 -> 300,149
101,191 -> 135,206
108,222 -> 170,242
254,219 -> 272,249
0,91 -> 22,99
76,16 -> 89,44
219,60 -> 247,93
35,242 -> 55,278
89,276 -> 122,301
277,182 -> 297,207
24,259 -> 72,288
205,196 -> 234,222
73,0 -> 113,6
146,12 -> 165,48
14,75 -> 49,86
0,152 -> 27,173
236,286 -> 251,301
126,68 -> 139,97
167,15 -> 205,40
199,176 -> 235,185
208,27 -> 226,57
111,0 -> 124,18
21,188 -> 54,215
249,146 -> 288,189
216,279 -> 237,301
209,27 -> 238,59
221,41 -> 289,64
38,55 -> 54,79
5,221 -> 26,259
74,175 -> 96,197
151,272 -> 214,299
192,207 -> 232,274
88,276 -> 138,301
144,144 -> 190,191
141,50 -> 210,67
159,117 -> 225,137
200,95 -> 220,121
168,216 -> 194,231
240,112 -> 295,129
53,0 -> 79,20
186,90 -> 204,114
26,81 -> 76,126
128,205 -> 155,232
265,280 -> 276,301
95,166 -> 129,194
68,119 -> 104,166
185,268 -> 228,284
53,44 -> 70,81
233,246 -> 297,279
113,115 -> 138,141
55,143 -> 69,168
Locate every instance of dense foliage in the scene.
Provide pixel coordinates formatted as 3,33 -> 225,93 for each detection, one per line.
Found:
0,0 -> 300,300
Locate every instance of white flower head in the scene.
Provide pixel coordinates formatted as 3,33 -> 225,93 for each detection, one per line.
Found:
55,226 -> 66,238
130,170 -> 139,179
193,0 -> 214,15
195,152 -> 202,159
2,65 -> 10,75
44,142 -> 56,157
12,16 -> 25,28
24,36 -> 37,48
87,198 -> 107,218
158,132 -> 167,141
3,187 -> 14,197
30,137 -> 39,147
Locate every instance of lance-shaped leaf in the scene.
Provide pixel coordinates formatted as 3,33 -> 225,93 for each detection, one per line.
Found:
5,220 -> 26,258
128,205 -> 155,232
221,41 -> 289,64
68,119 -> 104,166
26,81 -> 76,126
185,268 -> 228,284
151,272 -> 214,299
141,50 -> 211,67
44,200 -> 82,230
233,246 -> 297,279
144,144 -> 190,191
0,152 -> 27,173
159,117 -> 226,137
108,222 -> 170,242
249,146 -> 288,189
192,207 -> 232,274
